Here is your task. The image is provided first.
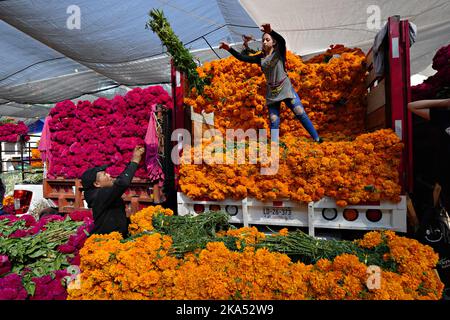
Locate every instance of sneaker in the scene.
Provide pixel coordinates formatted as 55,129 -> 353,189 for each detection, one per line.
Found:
315,137 -> 324,144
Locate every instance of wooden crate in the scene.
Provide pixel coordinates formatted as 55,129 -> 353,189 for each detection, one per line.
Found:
43,178 -> 156,214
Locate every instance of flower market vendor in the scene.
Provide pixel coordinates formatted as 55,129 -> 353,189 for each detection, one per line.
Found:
80,145 -> 145,238
241,34 -> 257,55
408,98 -> 450,209
219,23 -> 322,144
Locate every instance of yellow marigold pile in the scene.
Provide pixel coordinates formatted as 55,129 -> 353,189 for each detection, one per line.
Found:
180,129 -> 402,206
217,227 -> 266,249
180,45 -> 403,205
67,214 -> 444,300
3,195 -> 14,206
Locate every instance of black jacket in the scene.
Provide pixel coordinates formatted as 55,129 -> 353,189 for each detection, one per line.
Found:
84,162 -> 138,238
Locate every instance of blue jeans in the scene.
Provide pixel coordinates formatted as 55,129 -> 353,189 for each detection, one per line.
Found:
268,88 -> 319,143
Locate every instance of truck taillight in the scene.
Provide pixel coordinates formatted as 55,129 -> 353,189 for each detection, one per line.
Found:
209,204 -> 221,212
193,204 -> 205,214
13,190 -> 33,214
322,208 -> 337,221
366,209 -> 382,222
225,205 -> 238,216
343,209 -> 359,221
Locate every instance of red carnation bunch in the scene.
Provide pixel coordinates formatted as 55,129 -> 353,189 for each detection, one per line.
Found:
0,211 -> 94,300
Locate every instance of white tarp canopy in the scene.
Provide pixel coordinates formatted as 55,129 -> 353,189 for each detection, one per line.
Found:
0,0 -> 449,119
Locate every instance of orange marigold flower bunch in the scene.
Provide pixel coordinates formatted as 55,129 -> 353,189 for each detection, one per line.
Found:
68,231 -> 176,300
3,195 -> 14,206
354,230 -> 444,300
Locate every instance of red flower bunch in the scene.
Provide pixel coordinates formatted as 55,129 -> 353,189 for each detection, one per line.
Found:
0,121 -> 29,143
47,86 -> 172,179
29,270 -> 69,300
68,210 -> 93,222
2,205 -> 14,215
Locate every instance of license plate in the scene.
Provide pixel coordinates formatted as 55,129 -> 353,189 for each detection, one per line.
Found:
263,207 -> 292,219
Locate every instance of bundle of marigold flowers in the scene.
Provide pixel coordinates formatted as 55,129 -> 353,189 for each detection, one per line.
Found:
412,43 -> 450,101
179,128 -> 402,206
128,205 -> 174,235
180,45 -> 403,205
0,119 -> 29,143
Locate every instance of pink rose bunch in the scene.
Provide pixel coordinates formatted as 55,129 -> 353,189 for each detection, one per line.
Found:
412,43 -> 450,101
47,86 -> 172,179
30,270 -> 69,300
0,121 -> 29,143
0,214 -> 65,238
0,214 -> 18,223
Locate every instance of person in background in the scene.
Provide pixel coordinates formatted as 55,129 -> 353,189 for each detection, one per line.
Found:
220,23 -> 322,144
80,145 -> 145,238
409,97 -> 450,210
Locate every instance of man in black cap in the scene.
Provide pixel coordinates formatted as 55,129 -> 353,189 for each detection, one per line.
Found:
81,145 -> 145,238
0,178 -> 5,215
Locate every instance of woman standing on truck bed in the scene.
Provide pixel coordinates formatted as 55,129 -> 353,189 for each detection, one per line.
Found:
219,23 -> 322,144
